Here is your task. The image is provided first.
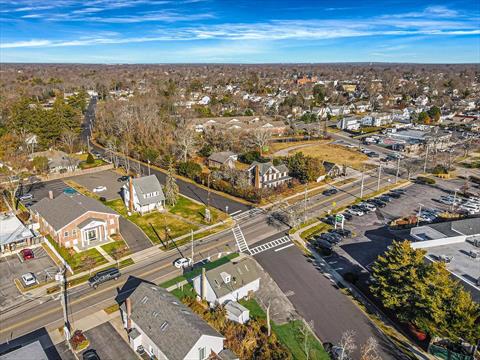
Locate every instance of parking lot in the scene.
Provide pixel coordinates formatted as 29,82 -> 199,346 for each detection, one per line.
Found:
83,322 -> 137,360
72,170 -> 127,201
0,246 -> 58,310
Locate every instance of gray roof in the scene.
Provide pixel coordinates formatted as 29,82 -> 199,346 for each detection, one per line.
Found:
0,213 -> 34,246
218,349 -> 239,360
122,283 -> 222,360
30,193 -> 118,231
0,341 -> 48,360
412,218 -> 480,240
131,175 -> 165,206
208,151 -> 236,164
225,301 -> 248,317
250,161 -> 288,176
205,257 -> 260,299
451,218 -> 480,236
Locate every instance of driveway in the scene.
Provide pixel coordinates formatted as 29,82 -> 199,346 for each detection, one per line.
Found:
253,233 -> 403,360
72,170 -> 127,201
119,217 -> 153,252
83,322 -> 137,360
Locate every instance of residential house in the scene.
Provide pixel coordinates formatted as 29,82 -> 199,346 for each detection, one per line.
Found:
29,150 -> 79,174
192,257 -> 260,305
120,282 -> 228,360
336,117 -> 360,131
316,161 -> 344,182
123,175 -> 166,214
208,152 -> 238,169
0,213 -> 35,253
30,193 -> 120,248
247,161 -> 291,189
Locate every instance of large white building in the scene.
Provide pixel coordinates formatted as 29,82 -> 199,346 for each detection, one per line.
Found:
123,175 -> 165,214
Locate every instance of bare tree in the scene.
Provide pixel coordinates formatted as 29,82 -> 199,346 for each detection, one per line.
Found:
298,320 -> 315,360
60,130 -> 78,155
251,128 -> 270,155
339,330 -> 357,360
360,337 -> 381,360
175,126 -> 197,162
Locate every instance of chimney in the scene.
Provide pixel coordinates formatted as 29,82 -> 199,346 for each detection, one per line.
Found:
128,176 -> 134,212
201,267 -> 206,300
125,297 -> 132,330
48,190 -> 54,200
255,164 -> 260,189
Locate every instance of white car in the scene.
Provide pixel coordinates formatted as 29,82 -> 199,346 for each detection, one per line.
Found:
360,202 -> 376,212
347,207 -> 364,216
93,186 -> 107,193
173,257 -> 193,268
21,272 -> 37,287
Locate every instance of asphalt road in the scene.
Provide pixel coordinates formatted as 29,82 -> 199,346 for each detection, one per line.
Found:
253,237 -> 402,360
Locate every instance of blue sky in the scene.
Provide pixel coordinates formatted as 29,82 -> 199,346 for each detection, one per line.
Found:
1,0 -> 479,63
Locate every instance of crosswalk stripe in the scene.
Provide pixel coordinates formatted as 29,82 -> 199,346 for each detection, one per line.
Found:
249,235 -> 292,256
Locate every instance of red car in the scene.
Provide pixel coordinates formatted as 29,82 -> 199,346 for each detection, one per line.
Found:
20,248 -> 34,261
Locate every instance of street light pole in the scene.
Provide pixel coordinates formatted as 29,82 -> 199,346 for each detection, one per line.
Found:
360,168 -> 365,199
451,189 -> 459,212
423,145 -> 429,173
377,163 -> 382,191
147,159 -> 151,176
395,157 -> 400,184
57,265 -> 71,349
416,203 -> 424,227
304,183 -> 308,223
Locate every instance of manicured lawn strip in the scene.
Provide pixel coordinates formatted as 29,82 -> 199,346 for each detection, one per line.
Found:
159,253 -> 240,288
240,298 -> 329,360
300,222 -> 332,241
63,180 -> 101,200
103,303 -> 119,314
79,159 -> 107,170
101,239 -> 131,257
171,282 -> 196,299
46,235 -> 107,272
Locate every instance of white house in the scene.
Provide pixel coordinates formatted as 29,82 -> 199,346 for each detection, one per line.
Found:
192,257 -> 260,306
123,175 -> 165,214
246,162 -> 291,189
198,96 -> 211,105
336,117 -> 360,131
120,283 -> 228,360
225,301 -> 250,324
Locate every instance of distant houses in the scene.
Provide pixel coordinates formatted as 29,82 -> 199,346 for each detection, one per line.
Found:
123,175 -> 166,214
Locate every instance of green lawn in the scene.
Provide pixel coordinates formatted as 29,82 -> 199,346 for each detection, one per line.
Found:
100,238 -> 131,258
300,222 -> 332,241
169,196 -> 228,224
105,198 -> 199,244
46,236 -> 107,272
240,299 -> 329,360
170,282 -> 197,299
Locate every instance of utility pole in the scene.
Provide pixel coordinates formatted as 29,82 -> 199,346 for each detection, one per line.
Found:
360,168 -> 365,199
147,159 -> 151,176
395,157 -> 400,184
423,145 -> 429,173
416,203 -> 423,227
190,230 -> 194,263
56,265 -> 71,349
377,163 -> 382,191
451,188 -> 459,212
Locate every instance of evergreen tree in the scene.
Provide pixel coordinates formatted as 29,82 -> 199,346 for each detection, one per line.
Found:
164,162 -> 179,206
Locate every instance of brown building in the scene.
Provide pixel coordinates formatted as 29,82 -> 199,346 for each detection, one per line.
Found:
30,192 -> 120,248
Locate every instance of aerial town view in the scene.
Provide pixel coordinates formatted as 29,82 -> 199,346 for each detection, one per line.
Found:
0,1 -> 479,359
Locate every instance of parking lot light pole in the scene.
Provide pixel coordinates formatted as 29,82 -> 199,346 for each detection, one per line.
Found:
377,163 -> 382,191
360,169 -> 365,199
423,145 -> 429,173
395,157 -> 400,184
416,203 -> 424,227
147,159 -> 151,176
451,188 -> 459,212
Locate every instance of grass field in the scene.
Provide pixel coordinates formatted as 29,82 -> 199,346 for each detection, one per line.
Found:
46,236 -> 107,272
269,139 -> 326,154
240,299 -> 329,360
291,143 -> 369,170
100,238 -> 131,257
169,196 -> 227,224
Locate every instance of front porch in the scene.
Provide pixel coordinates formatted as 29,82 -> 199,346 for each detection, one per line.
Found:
77,218 -> 109,250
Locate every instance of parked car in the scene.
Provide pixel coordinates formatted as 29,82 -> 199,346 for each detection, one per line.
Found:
330,228 -> 352,238
117,175 -> 129,182
21,272 -> 37,287
378,195 -> 392,203
346,207 -> 364,216
359,202 -> 376,212
322,188 -> 338,196
315,239 -> 334,250
20,248 -> 34,261
17,193 -> 33,201
319,232 -> 341,244
82,350 -> 100,360
323,216 -> 336,225
88,268 -> 121,289
339,212 -> 353,220
387,191 -> 401,199
390,189 -> 406,195
366,151 -> 379,158
369,198 -> 386,208
93,186 -> 107,193
173,257 -> 193,268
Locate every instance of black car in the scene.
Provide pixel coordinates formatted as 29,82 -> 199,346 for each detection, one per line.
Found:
117,175 -> 130,182
368,198 -> 386,208
315,239 -> 334,250
378,195 -> 393,202
387,191 -> 401,199
322,188 -> 338,196
339,212 -> 353,220
323,216 -> 336,225
319,233 -> 341,244
88,268 -> 121,289
391,188 -> 406,194
83,350 -> 100,360
366,152 -> 379,158
330,228 -> 352,238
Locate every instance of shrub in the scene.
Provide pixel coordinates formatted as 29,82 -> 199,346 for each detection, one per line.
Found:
416,176 -> 435,185
432,165 -> 448,175
198,144 -> 214,157
99,196 -> 106,202
86,153 -> 95,164
238,150 -> 267,164
177,161 -> 202,179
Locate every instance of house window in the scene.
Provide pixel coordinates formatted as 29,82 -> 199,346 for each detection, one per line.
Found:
64,231 -> 69,238
72,229 -> 77,236
198,347 -> 206,360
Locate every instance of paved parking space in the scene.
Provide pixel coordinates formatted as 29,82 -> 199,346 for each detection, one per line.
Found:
83,322 -> 137,360
20,179 -> 68,204
72,170 -> 127,200
0,247 -> 58,310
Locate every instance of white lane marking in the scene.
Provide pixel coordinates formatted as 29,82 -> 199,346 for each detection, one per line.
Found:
230,210 -> 242,216
274,243 -> 295,252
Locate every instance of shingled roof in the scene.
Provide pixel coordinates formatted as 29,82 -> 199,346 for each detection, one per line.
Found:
121,282 -> 223,360
30,193 -> 118,231
131,175 -> 165,206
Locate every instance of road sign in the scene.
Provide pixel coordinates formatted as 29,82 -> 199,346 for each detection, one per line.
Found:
334,214 -> 345,229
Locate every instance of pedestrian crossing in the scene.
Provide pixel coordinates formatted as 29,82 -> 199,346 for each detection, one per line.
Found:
232,208 -> 264,221
232,225 -> 250,253
249,236 -> 292,256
